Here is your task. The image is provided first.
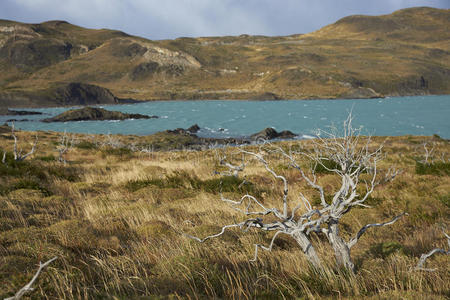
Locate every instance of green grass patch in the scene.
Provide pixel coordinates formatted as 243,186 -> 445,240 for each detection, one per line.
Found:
75,141 -> 97,150
437,193 -> 450,208
369,241 -> 404,258
36,154 -> 56,162
101,147 -> 132,156
0,179 -> 52,196
314,159 -> 340,174
415,161 -> 450,176
126,172 -> 261,196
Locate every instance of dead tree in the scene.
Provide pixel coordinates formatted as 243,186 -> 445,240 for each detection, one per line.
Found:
56,131 -> 75,164
186,113 -> 405,272
420,141 -> 435,165
414,231 -> 449,271
11,123 -> 38,161
5,257 -> 57,300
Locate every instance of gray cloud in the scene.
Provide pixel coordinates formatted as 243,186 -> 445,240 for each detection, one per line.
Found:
1,0 -> 448,39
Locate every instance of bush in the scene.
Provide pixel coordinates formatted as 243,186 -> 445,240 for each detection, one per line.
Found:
37,154 -> 56,162
0,179 -> 53,196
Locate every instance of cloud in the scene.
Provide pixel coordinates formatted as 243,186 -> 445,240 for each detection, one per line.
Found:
1,0 -> 448,39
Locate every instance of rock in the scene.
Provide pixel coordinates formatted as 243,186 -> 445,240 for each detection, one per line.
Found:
0,37 -> 72,71
6,109 -> 43,115
130,62 -> 160,81
277,130 -> 297,139
6,119 -> 30,122
166,124 -> 201,135
250,127 -> 297,140
42,107 -> 157,122
54,83 -> 119,106
166,128 -> 192,136
187,124 -> 201,133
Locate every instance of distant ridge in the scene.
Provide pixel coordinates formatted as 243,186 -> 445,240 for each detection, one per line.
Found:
0,6 -> 449,108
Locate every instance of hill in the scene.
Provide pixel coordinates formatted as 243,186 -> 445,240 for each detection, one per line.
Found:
0,7 -> 449,107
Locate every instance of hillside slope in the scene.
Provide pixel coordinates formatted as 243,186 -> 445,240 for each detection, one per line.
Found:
0,7 -> 449,107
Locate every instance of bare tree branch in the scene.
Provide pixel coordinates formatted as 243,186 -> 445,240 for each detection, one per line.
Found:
347,213 -> 407,249
5,256 -> 57,300
185,112 -> 404,273
57,130 -> 75,164
11,123 -> 38,161
414,231 -> 450,271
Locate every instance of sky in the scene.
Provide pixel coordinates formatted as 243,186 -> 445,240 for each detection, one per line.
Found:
0,0 -> 449,40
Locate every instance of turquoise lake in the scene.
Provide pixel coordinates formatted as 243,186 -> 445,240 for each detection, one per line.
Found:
2,95 -> 449,138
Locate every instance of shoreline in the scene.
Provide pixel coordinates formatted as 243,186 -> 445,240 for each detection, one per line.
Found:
3,93 -> 449,114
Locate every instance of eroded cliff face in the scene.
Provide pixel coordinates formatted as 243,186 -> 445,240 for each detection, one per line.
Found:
0,7 -> 449,107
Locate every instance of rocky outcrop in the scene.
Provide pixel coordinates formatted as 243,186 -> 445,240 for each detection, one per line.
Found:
250,128 -> 297,140
5,109 -> 42,115
187,124 -> 201,133
42,107 -> 157,122
54,83 -> 120,106
0,82 -> 142,109
0,37 -> 72,71
155,125 -> 299,150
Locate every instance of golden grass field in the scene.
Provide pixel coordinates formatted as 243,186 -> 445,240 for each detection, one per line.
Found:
0,126 -> 449,299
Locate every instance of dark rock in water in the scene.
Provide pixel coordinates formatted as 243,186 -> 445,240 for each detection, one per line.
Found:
55,82 -> 119,106
6,109 -> 43,116
6,119 -> 30,122
166,128 -> 193,136
42,107 -> 157,122
251,127 -> 297,140
187,124 -> 201,133
277,130 -> 297,139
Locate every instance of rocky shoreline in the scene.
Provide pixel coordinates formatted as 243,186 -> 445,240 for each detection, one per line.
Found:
41,107 -> 157,122
151,124 -> 300,150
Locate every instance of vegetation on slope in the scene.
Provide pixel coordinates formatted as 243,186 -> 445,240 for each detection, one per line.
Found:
0,7 -> 449,107
0,128 -> 448,299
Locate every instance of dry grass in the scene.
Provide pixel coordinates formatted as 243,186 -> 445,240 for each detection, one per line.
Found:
0,130 -> 449,299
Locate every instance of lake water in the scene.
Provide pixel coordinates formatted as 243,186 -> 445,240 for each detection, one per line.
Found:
2,95 -> 449,138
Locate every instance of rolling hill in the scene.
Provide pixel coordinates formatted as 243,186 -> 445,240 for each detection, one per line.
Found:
0,6 -> 449,108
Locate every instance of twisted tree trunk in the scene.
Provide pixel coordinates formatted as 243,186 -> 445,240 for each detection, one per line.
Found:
292,231 -> 322,269
328,222 -> 354,272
